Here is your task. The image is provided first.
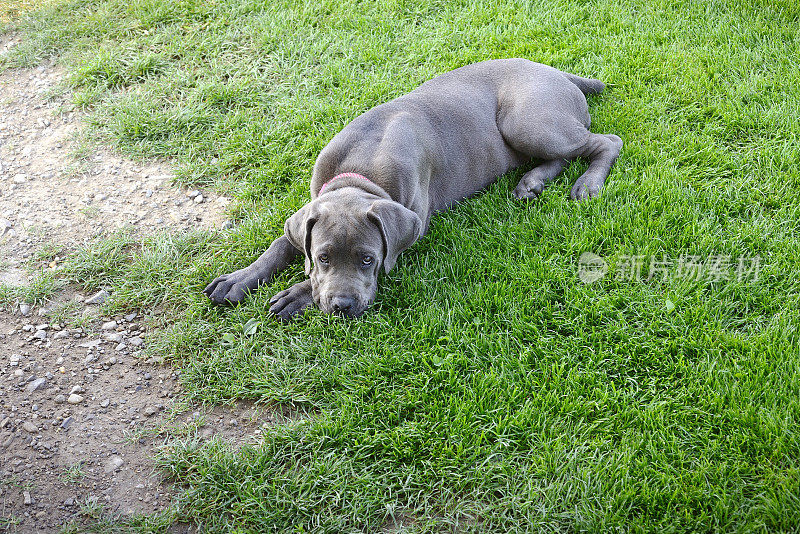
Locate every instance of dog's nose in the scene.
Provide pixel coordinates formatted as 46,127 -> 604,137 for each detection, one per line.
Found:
331,296 -> 355,314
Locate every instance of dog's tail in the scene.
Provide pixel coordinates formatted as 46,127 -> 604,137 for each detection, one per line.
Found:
564,72 -> 605,95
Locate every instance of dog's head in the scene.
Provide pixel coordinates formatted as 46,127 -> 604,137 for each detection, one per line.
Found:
284,189 -> 422,318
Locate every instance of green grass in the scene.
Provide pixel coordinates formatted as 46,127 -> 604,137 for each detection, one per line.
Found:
5,0 -> 800,532
0,269 -> 63,305
59,461 -> 87,484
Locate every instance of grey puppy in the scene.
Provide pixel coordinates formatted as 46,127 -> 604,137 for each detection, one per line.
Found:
204,59 -> 622,319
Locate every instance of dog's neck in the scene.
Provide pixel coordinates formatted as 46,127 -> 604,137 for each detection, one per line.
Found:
317,172 -> 392,199
319,172 -> 372,193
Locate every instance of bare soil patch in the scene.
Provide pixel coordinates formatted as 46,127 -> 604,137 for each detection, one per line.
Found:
0,57 -> 229,287
0,52 -> 272,532
0,300 -> 276,530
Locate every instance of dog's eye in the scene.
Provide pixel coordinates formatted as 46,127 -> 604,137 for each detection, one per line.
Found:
318,254 -> 329,264
362,256 -> 373,266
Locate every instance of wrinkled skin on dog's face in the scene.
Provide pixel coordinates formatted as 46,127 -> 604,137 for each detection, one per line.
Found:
307,210 -> 384,317
283,188 -> 423,319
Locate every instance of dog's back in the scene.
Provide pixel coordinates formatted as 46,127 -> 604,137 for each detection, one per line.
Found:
313,59 -> 600,214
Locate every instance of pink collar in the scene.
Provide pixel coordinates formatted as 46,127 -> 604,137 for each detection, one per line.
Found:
319,172 -> 372,193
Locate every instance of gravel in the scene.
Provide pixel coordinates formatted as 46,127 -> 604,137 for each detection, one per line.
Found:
0,62 -> 250,532
26,377 -> 47,394
84,290 -> 110,305
23,421 -> 38,433
104,456 -> 124,473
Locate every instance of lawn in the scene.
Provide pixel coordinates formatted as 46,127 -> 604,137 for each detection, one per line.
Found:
3,0 -> 800,532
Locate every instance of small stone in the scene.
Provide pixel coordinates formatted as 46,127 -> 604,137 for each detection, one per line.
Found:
19,303 -> 31,316
32,330 -> 47,340
53,330 -> 70,340
115,343 -> 127,352
23,421 -> 38,433
26,378 -> 46,394
221,220 -> 234,230
84,289 -> 109,305
23,491 -> 32,505
193,194 -> 204,204
13,173 -> 27,184
67,394 -> 84,404
229,418 -> 238,426
185,189 -> 200,198
104,456 -> 124,473
124,312 -> 138,322
0,218 -> 12,235
143,406 -> 158,416
100,399 -> 110,408
54,394 -> 66,404
129,336 -> 144,347
105,333 -> 123,343
70,385 -> 84,394
143,372 -> 152,380
101,320 -> 118,330
60,416 -> 74,429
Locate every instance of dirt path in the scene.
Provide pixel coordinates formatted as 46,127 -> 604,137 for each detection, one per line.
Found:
0,53 -> 230,287
0,41 -> 270,532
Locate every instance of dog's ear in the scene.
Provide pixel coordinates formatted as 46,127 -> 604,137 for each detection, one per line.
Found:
284,203 -> 319,276
367,200 -> 422,274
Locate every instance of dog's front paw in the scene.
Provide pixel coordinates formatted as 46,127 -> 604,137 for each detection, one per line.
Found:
269,280 -> 314,321
203,269 -> 254,305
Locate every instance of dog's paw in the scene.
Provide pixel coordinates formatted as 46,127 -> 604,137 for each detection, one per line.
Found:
269,280 -> 314,321
203,270 -> 253,305
513,178 -> 545,200
570,179 -> 602,201
513,171 -> 547,200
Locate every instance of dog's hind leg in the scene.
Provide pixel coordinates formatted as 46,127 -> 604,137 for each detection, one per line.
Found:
497,67 -> 621,200
512,158 -> 569,199
569,133 -> 623,201
204,235 -> 300,304
500,109 -> 621,201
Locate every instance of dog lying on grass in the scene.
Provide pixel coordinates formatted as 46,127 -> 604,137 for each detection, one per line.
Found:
204,59 -> 622,319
